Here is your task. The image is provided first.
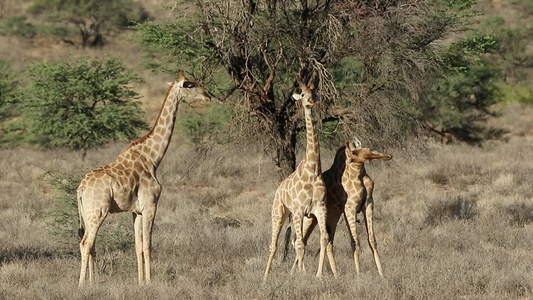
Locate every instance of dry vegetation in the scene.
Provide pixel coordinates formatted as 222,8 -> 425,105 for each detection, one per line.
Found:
1,103 -> 532,299
1,0 -> 533,299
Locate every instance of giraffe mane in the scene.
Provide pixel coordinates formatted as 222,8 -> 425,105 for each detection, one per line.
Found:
126,81 -> 177,150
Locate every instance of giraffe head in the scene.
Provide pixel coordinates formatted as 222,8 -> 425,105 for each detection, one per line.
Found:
344,138 -> 392,164
167,71 -> 211,103
292,82 -> 320,108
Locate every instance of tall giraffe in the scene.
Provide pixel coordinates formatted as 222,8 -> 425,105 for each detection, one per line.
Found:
302,138 -> 392,277
76,71 -> 210,286
263,82 -> 338,282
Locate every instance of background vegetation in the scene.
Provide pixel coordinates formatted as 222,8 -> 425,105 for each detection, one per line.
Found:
0,0 -> 531,299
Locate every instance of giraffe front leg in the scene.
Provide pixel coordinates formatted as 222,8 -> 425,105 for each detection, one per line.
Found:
314,206 -> 328,278
142,206 -> 157,284
344,205 -> 361,275
133,213 -> 144,285
325,211 -> 341,278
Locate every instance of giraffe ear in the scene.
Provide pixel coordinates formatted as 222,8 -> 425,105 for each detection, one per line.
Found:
167,82 -> 173,86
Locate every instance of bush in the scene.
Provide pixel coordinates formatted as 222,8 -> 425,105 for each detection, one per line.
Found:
504,202 -> 533,227
425,195 -> 478,225
16,56 -> 148,158
0,16 -> 36,38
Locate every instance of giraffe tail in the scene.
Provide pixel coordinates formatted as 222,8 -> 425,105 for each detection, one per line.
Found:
77,187 -> 85,240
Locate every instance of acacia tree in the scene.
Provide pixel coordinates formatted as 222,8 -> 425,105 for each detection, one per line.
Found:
28,0 -> 148,47
18,57 -> 148,158
134,0 -> 485,178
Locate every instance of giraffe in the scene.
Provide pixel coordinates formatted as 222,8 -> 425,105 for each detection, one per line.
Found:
76,71 -> 211,286
301,138 -> 392,277
263,82 -> 338,282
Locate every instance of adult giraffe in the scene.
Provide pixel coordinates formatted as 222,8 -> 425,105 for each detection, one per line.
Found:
77,71 -> 210,285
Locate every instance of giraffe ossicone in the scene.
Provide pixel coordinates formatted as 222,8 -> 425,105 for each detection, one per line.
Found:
76,71 -> 210,286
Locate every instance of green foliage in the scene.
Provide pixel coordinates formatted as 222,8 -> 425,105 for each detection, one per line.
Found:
130,20 -> 214,74
177,104 -> 232,146
0,60 -> 17,120
425,34 -> 502,142
0,15 -> 37,38
17,57 -> 148,155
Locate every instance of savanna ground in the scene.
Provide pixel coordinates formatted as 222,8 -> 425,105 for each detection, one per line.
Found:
1,102 -> 532,300
1,0 -> 533,299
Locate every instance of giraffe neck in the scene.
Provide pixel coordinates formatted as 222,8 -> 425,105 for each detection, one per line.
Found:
345,160 -> 365,179
126,85 -> 182,168
303,106 -> 321,175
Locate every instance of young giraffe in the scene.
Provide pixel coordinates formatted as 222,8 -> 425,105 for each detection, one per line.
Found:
263,82 -> 338,282
301,138 -> 392,277
77,71 -> 210,286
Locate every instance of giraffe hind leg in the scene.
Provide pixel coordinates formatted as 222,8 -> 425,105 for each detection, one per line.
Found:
263,203 -> 288,283
78,208 -> 108,286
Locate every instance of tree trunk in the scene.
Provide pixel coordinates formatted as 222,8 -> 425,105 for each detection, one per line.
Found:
276,133 -> 297,180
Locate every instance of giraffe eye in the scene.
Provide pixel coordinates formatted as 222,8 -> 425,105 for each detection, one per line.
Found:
183,81 -> 196,88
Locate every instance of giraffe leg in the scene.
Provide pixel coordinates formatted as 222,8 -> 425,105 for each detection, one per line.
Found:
290,215 -> 316,267
302,215 -> 317,246
79,235 -> 89,286
133,213 -> 144,284
263,201 -> 288,283
88,244 -> 96,284
142,205 -> 157,283
79,208 -> 108,286
314,202 -> 338,278
290,213 -> 307,275
344,205 -> 361,275
364,198 -> 383,277
325,211 -> 341,278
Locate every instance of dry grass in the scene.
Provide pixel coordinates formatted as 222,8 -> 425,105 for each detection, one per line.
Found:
0,104 -> 532,300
